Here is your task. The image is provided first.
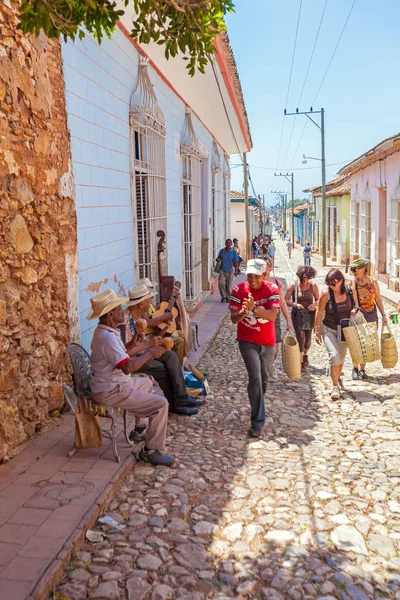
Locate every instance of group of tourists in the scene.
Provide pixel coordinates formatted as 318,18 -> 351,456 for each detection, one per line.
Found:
230,255 -> 389,438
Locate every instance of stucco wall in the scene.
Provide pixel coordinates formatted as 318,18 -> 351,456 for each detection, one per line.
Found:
350,152 -> 400,277
62,31 -> 228,349
0,4 -> 77,459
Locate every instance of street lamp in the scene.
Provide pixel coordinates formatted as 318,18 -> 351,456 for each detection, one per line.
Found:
302,154 -> 322,164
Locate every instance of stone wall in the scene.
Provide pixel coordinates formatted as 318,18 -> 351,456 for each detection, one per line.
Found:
0,2 -> 78,459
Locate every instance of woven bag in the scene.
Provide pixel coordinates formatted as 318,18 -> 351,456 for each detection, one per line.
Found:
381,323 -> 398,368
343,315 -> 380,364
281,331 -> 301,380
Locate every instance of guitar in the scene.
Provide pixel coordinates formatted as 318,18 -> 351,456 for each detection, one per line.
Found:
152,281 -> 181,335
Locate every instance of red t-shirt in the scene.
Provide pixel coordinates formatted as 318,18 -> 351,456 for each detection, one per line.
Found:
229,280 -> 280,346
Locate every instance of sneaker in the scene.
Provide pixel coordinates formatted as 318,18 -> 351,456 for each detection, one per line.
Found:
178,394 -> 205,408
352,367 -> 360,380
220,298 -> 225,303
129,426 -> 147,442
330,386 -> 341,400
359,369 -> 368,380
169,406 -> 198,416
247,427 -> 262,438
139,449 -> 174,467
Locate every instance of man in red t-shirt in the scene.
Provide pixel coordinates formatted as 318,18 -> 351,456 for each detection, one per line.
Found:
229,259 -> 280,437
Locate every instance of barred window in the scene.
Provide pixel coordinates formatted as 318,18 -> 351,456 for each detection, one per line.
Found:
130,59 -> 167,282
211,141 -> 221,263
361,200 -> 371,260
181,110 -> 202,304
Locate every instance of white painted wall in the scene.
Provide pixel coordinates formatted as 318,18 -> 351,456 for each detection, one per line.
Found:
62,30 -> 230,348
349,151 -> 400,277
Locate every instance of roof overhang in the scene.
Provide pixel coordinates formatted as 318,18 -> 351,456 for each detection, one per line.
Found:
338,133 -> 400,176
118,4 -> 252,155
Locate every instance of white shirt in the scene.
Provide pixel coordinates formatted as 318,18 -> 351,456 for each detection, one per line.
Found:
90,324 -> 130,395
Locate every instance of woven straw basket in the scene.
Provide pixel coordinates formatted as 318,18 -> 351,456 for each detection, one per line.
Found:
282,331 -> 301,380
381,324 -> 398,369
343,316 -> 380,364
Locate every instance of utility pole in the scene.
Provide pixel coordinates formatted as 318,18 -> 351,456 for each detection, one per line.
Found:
243,152 -> 250,261
284,107 -> 326,266
263,194 -> 266,235
271,190 -> 287,232
275,172 -> 295,245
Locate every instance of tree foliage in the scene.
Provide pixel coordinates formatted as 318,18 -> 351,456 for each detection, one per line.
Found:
8,0 -> 235,75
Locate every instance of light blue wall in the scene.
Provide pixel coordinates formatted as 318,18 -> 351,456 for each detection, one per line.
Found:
62,31 -> 227,349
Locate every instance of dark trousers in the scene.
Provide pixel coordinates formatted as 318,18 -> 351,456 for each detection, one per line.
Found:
294,327 -> 312,353
139,351 -> 186,407
238,340 -> 274,430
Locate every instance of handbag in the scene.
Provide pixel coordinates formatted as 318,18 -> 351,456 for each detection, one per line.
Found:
214,260 -> 221,274
74,397 -> 102,449
343,313 -> 380,364
292,283 -> 315,330
281,331 -> 301,380
381,323 -> 398,368
329,286 -> 354,341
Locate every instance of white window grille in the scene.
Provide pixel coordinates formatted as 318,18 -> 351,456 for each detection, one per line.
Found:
211,141 -> 221,263
389,200 -> 400,274
223,155 -> 231,240
181,110 -> 202,304
328,206 -> 337,260
130,59 -> 167,282
350,184 -> 360,256
360,201 -> 372,259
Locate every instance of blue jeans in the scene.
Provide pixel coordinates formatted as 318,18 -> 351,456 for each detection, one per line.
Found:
238,340 -> 274,430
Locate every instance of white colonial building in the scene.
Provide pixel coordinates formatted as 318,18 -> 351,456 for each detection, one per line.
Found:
61,13 -> 252,347
338,133 -> 400,289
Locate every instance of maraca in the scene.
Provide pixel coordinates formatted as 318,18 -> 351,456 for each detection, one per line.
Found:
135,318 -> 147,334
162,338 -> 174,351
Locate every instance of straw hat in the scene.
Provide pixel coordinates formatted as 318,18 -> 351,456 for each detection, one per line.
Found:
137,277 -> 156,289
126,284 -> 156,307
86,288 -> 129,320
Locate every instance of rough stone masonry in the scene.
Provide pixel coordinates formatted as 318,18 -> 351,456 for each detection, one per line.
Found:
0,2 -> 78,459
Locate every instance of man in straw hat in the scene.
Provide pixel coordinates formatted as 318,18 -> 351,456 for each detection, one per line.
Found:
124,284 -> 203,419
134,278 -> 189,367
229,259 -> 280,438
87,288 -> 174,467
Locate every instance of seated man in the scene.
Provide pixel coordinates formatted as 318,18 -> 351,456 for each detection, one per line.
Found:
125,284 -> 204,420
136,277 -> 188,367
87,288 -> 173,467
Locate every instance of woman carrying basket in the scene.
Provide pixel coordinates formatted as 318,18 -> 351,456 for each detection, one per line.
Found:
315,269 -> 356,400
285,266 -> 319,371
349,258 -> 388,380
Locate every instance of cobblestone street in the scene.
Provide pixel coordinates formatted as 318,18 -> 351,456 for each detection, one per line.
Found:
54,242 -> 400,600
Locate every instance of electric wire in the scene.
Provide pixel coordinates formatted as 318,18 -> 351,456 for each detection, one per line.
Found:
231,158 -> 351,171
282,0 -> 328,169
311,0 -> 357,106
275,0 -> 303,171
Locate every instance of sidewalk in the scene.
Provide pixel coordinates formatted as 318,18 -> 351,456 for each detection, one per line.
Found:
0,284 -> 234,600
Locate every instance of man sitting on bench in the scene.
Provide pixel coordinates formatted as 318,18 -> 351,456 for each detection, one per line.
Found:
88,288 -> 173,467
124,285 -> 204,431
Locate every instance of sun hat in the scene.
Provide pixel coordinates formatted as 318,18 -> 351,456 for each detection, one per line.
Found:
136,277 -> 156,289
125,284 -> 157,307
350,258 -> 369,268
86,288 -> 129,320
246,258 -> 267,275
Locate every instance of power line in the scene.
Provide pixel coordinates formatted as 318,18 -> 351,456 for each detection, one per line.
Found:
230,158 -> 351,171
289,119 -> 308,168
211,59 -> 244,164
312,0 -> 357,105
275,0 -> 303,171
282,0 -> 328,169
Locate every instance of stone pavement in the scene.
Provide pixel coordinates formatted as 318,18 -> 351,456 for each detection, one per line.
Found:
52,242 -> 400,600
0,285 -> 232,600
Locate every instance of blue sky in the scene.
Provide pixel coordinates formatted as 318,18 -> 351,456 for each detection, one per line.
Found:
226,0 -> 400,205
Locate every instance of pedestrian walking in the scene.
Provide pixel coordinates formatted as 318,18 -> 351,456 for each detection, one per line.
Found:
349,258 -> 388,380
251,237 -> 260,258
263,257 -> 293,375
229,259 -> 280,438
268,240 -> 275,271
233,238 -> 243,272
303,241 -> 312,266
286,239 -> 293,258
315,269 -> 355,400
285,266 -> 319,371
216,238 -> 239,303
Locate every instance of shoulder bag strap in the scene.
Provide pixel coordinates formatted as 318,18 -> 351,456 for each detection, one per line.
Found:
347,285 -> 355,309
329,288 -> 341,325
294,281 -> 298,305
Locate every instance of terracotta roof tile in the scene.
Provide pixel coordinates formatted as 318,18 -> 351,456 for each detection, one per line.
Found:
303,173 -> 351,197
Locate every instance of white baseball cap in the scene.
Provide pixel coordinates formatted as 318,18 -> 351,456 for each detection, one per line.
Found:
246,259 -> 267,275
